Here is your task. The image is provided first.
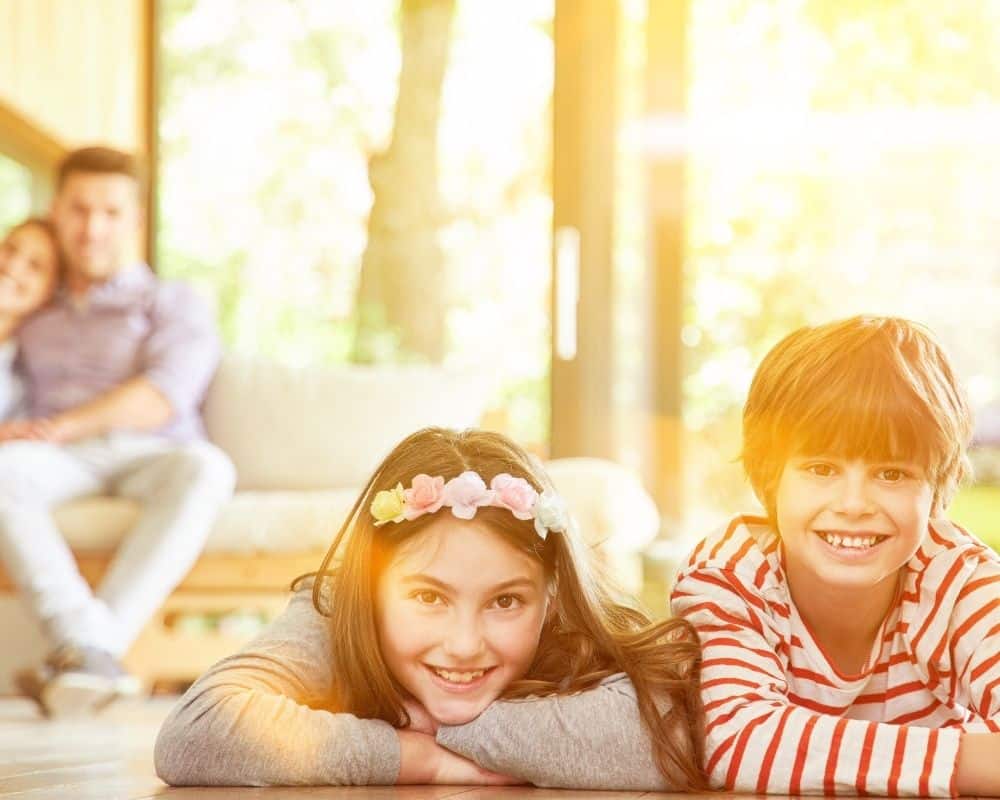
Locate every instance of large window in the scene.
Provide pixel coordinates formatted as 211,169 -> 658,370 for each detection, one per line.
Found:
608,1 -> 1000,545
157,0 -> 553,449
682,2 -> 1000,532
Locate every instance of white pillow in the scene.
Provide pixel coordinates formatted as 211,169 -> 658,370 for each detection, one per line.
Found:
203,356 -> 492,491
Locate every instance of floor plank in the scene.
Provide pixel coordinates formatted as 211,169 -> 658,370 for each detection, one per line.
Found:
4,697 -> 982,800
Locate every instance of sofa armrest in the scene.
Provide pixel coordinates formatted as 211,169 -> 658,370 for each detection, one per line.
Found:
544,457 -> 660,553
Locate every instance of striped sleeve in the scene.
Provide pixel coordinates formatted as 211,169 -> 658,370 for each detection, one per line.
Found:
671,565 -> 962,797
947,558 -> 1000,732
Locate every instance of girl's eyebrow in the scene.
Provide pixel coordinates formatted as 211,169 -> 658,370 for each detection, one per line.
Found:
400,574 -> 537,593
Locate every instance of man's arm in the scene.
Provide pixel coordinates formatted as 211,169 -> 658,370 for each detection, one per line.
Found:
9,282 -> 221,444
43,377 -> 173,443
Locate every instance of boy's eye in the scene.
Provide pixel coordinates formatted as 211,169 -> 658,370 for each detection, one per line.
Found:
877,467 -> 907,482
492,593 -> 523,610
413,590 -> 443,606
805,462 -> 836,477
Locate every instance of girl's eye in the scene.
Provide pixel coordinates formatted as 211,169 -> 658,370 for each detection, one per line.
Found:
493,594 -> 523,610
413,590 -> 443,606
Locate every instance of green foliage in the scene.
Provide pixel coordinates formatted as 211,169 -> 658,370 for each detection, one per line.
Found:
157,0 -> 553,447
682,0 -> 1000,517
949,485 -> 1000,552
0,155 -> 33,232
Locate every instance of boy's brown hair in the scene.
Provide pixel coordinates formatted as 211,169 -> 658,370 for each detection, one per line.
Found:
56,146 -> 146,195
742,316 -> 973,519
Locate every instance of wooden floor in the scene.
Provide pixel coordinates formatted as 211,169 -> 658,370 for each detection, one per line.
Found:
6,697 -> 988,800
0,697 -> 707,799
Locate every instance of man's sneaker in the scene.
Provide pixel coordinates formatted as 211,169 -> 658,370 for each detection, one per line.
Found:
13,645 -> 142,717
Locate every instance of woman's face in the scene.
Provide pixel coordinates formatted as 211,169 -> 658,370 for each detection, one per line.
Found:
375,516 -> 549,725
0,224 -> 59,318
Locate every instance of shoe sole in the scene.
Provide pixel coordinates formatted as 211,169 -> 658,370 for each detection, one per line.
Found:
40,673 -> 143,718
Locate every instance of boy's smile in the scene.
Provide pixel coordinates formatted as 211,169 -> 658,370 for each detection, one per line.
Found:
776,455 -> 934,593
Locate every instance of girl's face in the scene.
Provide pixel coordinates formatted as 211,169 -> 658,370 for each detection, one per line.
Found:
375,516 -> 549,725
0,224 -> 59,318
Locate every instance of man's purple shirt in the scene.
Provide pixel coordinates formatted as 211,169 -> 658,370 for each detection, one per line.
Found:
16,263 -> 221,442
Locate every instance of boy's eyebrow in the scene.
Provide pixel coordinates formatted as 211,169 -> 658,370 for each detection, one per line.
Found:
400,574 -> 538,593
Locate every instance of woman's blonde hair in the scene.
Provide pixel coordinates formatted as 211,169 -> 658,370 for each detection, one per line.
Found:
294,427 -> 706,790
742,315 -> 973,518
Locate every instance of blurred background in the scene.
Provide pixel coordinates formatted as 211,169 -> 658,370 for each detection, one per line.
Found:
2,0 -> 998,558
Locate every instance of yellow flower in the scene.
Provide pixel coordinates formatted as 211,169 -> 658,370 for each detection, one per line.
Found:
371,483 -> 406,526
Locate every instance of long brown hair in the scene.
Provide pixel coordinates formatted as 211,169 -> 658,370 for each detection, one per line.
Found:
294,427 -> 706,790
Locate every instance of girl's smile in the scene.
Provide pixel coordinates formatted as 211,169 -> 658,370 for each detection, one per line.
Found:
375,516 -> 549,726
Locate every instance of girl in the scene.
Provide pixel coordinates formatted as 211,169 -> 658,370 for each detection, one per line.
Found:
155,427 -> 706,789
0,218 -> 59,422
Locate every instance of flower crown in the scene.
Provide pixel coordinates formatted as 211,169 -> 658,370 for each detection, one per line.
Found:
370,470 -> 571,540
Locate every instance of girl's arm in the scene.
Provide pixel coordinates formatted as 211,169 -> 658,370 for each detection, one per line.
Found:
436,673 -> 671,790
154,585 -> 400,786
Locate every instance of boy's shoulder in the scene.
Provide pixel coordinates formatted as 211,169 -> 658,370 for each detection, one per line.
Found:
679,513 -> 782,582
915,517 -> 1000,569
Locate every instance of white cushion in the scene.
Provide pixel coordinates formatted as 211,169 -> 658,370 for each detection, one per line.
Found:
545,457 -> 660,552
202,357 -> 493,491
55,491 -> 357,553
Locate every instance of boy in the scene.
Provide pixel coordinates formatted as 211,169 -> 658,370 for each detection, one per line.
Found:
671,316 -> 999,796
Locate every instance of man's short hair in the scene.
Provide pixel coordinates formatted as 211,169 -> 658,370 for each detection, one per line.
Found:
742,315 -> 973,518
56,146 -> 146,195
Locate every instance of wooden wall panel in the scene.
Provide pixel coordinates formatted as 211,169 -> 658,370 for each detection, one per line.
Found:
0,0 -> 145,151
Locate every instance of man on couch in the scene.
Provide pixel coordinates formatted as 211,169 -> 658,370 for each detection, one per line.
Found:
0,146 -> 235,715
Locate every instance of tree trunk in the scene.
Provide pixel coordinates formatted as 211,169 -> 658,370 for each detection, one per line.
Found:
352,0 -> 456,364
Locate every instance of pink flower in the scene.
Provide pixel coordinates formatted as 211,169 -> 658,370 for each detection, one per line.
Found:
443,471 -> 494,520
404,474 -> 446,520
490,473 -> 538,520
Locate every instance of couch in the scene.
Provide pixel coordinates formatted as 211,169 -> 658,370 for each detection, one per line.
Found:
0,357 -> 660,691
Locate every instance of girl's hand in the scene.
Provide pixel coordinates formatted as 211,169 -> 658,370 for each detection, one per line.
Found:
401,696 -> 437,735
397,730 -> 524,786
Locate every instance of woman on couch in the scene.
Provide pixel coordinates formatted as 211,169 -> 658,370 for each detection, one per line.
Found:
0,217 -> 60,420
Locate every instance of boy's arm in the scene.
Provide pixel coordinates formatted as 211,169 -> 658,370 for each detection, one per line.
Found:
436,673 -> 672,790
950,559 -> 1000,734
154,586 -> 400,786
672,565 -> 964,796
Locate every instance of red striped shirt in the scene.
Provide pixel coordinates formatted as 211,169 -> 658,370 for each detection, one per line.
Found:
671,516 -> 1000,796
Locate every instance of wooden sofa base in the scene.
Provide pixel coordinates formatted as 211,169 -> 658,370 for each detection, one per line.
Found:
0,550 -> 326,689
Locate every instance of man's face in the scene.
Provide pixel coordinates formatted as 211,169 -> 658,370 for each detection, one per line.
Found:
51,172 -> 141,283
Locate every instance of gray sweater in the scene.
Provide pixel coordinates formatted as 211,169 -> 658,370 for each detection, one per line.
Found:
154,583 -> 670,789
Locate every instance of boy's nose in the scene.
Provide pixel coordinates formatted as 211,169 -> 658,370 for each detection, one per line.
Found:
834,474 -> 874,515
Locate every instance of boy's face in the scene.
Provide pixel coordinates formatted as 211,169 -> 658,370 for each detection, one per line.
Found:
775,455 -> 934,592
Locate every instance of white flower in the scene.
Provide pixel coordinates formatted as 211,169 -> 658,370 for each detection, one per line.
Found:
533,490 -> 570,540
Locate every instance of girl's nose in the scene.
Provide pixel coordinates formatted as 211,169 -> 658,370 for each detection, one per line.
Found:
442,615 -> 486,660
